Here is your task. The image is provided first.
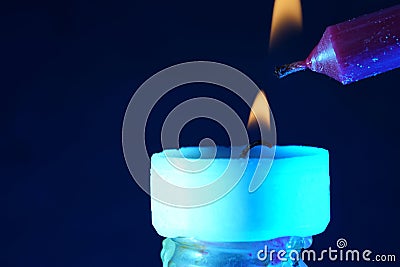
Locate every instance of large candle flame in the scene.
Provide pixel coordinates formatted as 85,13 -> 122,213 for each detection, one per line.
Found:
269,0 -> 303,48
247,91 -> 271,130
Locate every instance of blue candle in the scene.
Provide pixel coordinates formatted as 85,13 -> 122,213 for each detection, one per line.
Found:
151,145 -> 330,266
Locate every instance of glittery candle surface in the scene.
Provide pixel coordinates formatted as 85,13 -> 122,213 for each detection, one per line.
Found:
307,5 -> 400,84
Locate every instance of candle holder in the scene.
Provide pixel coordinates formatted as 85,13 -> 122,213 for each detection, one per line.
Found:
161,236 -> 312,267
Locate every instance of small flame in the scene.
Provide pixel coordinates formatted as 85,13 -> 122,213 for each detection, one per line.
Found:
247,91 -> 271,130
269,0 -> 303,48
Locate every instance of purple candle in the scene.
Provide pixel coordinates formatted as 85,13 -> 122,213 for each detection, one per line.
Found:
275,4 -> 400,85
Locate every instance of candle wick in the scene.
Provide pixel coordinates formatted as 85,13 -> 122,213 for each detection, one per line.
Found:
274,61 -> 307,79
240,141 -> 273,158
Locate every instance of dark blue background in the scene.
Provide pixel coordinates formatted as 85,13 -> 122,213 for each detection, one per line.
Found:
3,0 -> 399,266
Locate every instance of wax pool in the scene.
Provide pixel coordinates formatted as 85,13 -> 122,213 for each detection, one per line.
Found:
276,4 -> 400,84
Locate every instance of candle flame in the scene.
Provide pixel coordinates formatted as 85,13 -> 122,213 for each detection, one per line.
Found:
247,91 -> 271,130
269,0 -> 303,48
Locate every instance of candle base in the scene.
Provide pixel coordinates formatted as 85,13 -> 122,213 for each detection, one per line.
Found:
161,236 -> 312,266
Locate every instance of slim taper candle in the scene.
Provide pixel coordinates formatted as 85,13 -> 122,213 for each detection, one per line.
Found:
275,5 -> 400,85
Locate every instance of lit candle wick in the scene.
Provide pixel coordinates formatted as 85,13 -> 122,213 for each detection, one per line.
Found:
274,61 -> 307,79
240,141 -> 273,158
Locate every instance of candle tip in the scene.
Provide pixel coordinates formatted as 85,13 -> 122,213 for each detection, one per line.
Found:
274,61 -> 307,79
